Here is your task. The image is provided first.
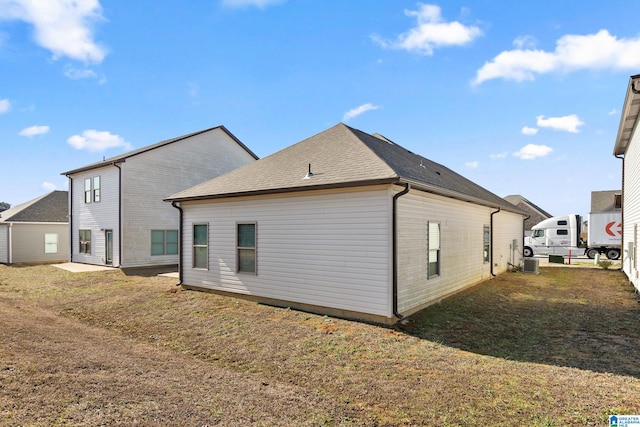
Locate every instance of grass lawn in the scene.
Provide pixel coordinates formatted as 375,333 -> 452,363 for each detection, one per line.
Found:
1,264 -> 639,426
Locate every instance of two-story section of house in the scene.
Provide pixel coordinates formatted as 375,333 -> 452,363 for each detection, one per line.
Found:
62,126 -> 258,268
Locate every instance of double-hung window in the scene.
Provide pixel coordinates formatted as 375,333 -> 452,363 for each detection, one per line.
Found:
79,229 -> 91,254
45,233 -> 58,254
193,224 -> 208,269
483,225 -> 490,263
84,176 -> 101,203
93,176 -> 101,202
237,223 -> 257,274
427,221 -> 440,278
151,230 -> 178,255
84,178 -> 92,203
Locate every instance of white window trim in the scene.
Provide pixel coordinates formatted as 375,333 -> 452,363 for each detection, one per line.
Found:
427,221 -> 440,279
236,222 -> 257,275
192,223 -> 208,270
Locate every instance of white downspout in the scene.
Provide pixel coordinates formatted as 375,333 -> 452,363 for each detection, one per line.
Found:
8,223 -> 12,264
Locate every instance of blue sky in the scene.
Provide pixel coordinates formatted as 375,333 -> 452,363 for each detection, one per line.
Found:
1,0 -> 638,218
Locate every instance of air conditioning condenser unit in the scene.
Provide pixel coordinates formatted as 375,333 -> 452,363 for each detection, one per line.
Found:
522,258 -> 539,274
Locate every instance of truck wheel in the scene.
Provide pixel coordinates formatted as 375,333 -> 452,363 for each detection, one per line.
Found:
524,247 -> 533,257
586,249 -> 598,259
606,249 -> 620,260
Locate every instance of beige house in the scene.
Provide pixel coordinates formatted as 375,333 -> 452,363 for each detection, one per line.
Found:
61,126 -> 258,268
0,191 -> 69,265
166,124 -> 526,324
591,190 -> 622,213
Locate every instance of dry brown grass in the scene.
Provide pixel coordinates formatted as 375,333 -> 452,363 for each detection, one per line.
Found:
1,264 -> 640,426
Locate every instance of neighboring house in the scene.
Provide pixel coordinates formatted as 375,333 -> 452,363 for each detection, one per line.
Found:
614,73 -> 640,290
61,126 -> 258,268
0,190 -> 69,265
591,190 -> 622,213
166,123 -> 526,324
504,194 -> 552,235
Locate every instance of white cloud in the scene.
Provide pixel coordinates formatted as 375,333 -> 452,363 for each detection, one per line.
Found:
19,125 -> 50,137
343,103 -> 380,121
372,3 -> 482,55
465,161 -> 479,169
67,130 -> 132,152
608,108 -> 618,116
221,0 -> 285,8
473,29 -> 640,85
490,152 -> 508,159
0,0 -> 107,63
512,35 -> 538,50
42,182 -> 56,191
0,98 -> 10,113
521,126 -> 538,135
513,144 -> 553,160
64,66 -> 97,79
536,114 -> 584,133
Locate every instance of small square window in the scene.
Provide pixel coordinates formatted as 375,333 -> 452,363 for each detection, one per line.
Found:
45,233 -> 58,254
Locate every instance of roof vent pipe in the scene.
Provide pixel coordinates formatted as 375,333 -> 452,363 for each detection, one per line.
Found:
303,163 -> 314,179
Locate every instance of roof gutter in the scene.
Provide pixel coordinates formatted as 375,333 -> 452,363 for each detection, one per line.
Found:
490,207 -> 501,277
392,182 -> 411,319
171,201 -> 184,286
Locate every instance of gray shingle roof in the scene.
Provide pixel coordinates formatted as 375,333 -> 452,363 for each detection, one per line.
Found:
0,190 -> 68,223
167,123 -> 524,213
504,195 -> 552,218
61,125 -> 258,175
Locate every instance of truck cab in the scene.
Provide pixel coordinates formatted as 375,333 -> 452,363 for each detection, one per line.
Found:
524,214 -> 583,257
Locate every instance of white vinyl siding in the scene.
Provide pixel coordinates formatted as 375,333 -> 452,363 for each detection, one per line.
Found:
622,124 -> 640,289
396,189 -> 523,315
181,187 -> 392,317
68,127 -> 255,268
0,225 -> 8,263
118,128 -> 256,268
71,166 -> 119,265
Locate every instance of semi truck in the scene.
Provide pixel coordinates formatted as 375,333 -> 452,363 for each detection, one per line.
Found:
523,212 -> 621,260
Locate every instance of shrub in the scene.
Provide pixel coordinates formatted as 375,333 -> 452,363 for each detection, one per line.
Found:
598,259 -> 613,270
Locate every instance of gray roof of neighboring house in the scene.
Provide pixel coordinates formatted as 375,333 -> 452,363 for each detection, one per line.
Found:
0,190 -> 68,223
167,123 -> 524,214
504,195 -> 552,218
61,125 -> 259,175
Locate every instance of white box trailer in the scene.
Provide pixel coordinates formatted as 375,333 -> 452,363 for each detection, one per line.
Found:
586,211 -> 622,260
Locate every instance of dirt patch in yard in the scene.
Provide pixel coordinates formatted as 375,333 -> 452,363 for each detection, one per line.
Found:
0,297 -> 357,426
2,264 -> 640,426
